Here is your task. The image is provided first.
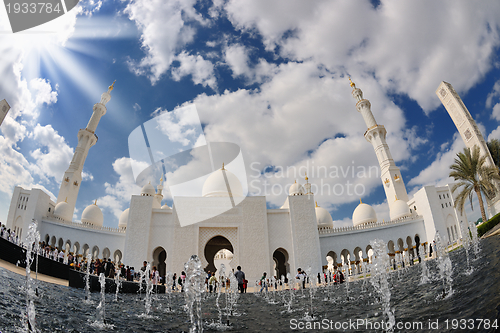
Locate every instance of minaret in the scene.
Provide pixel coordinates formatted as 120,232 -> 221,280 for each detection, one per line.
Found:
56,82 -> 115,221
0,99 -> 10,126
350,78 -> 409,205
154,177 -> 164,208
304,172 -> 312,195
436,81 -> 500,216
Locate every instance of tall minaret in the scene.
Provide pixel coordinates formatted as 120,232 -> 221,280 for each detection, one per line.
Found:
436,81 -> 500,216
56,82 -> 115,221
350,78 -> 409,205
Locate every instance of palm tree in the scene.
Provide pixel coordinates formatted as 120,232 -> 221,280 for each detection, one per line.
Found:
449,145 -> 500,224
487,138 -> 500,169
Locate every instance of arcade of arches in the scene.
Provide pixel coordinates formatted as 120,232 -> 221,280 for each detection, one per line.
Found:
42,233 -> 123,264
325,234 -> 427,275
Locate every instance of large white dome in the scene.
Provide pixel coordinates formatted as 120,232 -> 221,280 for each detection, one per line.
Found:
315,203 -> 333,228
202,167 -> 243,197
289,181 -> 305,196
54,201 -> 71,220
118,208 -> 129,229
352,202 -> 377,227
390,199 -> 411,220
82,202 -> 103,227
141,182 -> 155,196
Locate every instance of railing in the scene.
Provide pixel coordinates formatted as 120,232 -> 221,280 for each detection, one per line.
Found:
318,214 -> 422,235
43,216 -> 126,234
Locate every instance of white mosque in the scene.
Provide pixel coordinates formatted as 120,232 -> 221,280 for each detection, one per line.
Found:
6,79 -> 487,283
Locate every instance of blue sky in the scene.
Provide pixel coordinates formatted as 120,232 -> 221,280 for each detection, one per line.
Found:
1,0 -> 500,228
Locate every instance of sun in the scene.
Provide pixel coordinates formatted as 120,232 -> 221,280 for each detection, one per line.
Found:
6,7 -> 133,101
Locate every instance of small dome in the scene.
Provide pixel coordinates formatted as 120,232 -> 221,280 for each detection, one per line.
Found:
141,182 -> 155,196
390,199 -> 411,220
54,201 -> 71,220
82,202 -> 103,227
352,202 -> 377,227
161,203 -> 171,210
118,208 -> 129,228
315,203 -> 333,228
202,167 -> 243,197
289,181 -> 305,196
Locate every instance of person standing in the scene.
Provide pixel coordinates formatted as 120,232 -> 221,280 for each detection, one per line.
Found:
180,271 -> 186,292
296,268 -> 306,289
108,260 -> 115,279
151,266 -> 159,285
208,274 -> 217,293
243,279 -> 248,293
105,258 -> 112,277
140,261 -> 147,273
259,272 -> 268,293
126,266 -> 131,281
234,266 -> 245,293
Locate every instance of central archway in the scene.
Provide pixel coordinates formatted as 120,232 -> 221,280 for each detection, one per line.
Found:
204,235 -> 233,273
152,247 -> 167,280
273,248 -> 289,279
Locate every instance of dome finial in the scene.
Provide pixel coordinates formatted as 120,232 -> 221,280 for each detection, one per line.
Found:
65,197 -> 68,203
305,172 -> 308,182
349,76 -> 356,88
94,199 -> 97,205
395,195 -> 398,201
108,80 -> 116,92
359,198 -> 362,204
221,162 -> 225,170
315,201 -> 318,207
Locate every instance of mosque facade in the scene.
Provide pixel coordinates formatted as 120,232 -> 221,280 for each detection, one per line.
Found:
5,80 -> 471,283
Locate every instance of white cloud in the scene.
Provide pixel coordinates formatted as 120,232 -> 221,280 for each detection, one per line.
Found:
95,195 -> 122,223
332,217 -> 354,229
0,0 -> 105,223
0,136 -> 34,194
408,133 -> 465,188
491,103 -> 500,121
208,0 -> 225,19
488,124 -> 500,141
98,157 -> 142,222
30,79 -> 58,106
224,44 -> 250,77
372,201 -> 390,224
486,79 -> 500,108
223,43 -> 278,84
223,1 -> 500,113
29,124 -> 75,183
193,62 -> 411,208
171,51 -> 217,89
125,0 -> 208,84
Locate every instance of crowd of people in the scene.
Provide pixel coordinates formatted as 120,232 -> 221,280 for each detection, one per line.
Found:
1,224 -> 21,246
0,223 -> 147,283
1,224 -> 347,293
258,267 -> 346,292
204,265 -> 248,293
